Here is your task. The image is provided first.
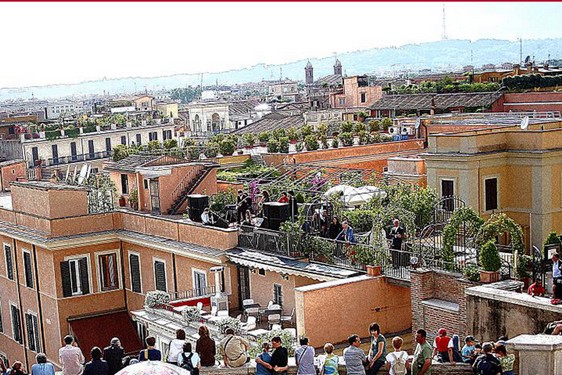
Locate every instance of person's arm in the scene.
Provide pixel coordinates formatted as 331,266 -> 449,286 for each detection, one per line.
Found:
79,349 -> 85,364
419,358 -> 432,375
255,355 -> 272,370
447,347 -> 455,364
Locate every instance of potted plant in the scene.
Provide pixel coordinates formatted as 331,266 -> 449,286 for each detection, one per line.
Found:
516,254 -> 533,289
128,189 -> 139,210
118,195 -> 127,207
479,240 -> 501,283
287,127 -> 299,144
243,133 -> 256,149
258,131 -> 270,146
144,290 -> 170,308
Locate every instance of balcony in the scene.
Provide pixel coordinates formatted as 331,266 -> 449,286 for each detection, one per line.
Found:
45,150 -> 111,166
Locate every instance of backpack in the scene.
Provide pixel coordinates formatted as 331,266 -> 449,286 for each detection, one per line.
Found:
474,355 -> 497,375
181,353 -> 199,375
390,352 -> 407,375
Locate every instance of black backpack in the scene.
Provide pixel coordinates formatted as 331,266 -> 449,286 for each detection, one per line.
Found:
181,353 -> 199,375
474,355 -> 499,375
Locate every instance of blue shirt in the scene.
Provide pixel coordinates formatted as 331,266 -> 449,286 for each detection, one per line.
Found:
138,348 -> 162,361
461,344 -> 475,362
31,363 -> 55,375
256,351 -> 272,375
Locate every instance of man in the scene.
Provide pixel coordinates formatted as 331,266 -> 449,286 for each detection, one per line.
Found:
432,328 -> 455,364
138,336 -> 161,361
552,253 -> 562,302
103,337 -> 125,375
337,221 -> 356,244
268,336 -> 288,375
83,347 -> 109,375
387,219 -> 405,269
410,329 -> 432,375
237,190 -> 249,224
367,323 -> 386,375
31,353 -> 55,375
294,337 -> 315,375
343,334 -> 367,375
472,342 -> 501,375
59,335 -> 85,375
201,208 -> 215,225
219,328 -> 250,368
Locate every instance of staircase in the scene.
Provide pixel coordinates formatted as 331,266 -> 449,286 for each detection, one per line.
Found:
167,165 -> 215,215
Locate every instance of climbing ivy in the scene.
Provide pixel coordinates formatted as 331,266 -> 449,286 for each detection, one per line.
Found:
442,207 -> 484,269
476,212 -> 524,255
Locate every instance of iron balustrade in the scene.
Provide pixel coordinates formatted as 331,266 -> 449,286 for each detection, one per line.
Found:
169,285 -> 216,301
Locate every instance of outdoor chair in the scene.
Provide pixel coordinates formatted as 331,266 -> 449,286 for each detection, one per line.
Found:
241,316 -> 257,333
268,313 -> 281,329
270,324 -> 282,331
280,308 -> 295,327
242,298 -> 255,307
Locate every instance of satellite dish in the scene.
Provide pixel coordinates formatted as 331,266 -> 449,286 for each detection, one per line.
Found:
415,118 -> 421,129
77,164 -> 88,185
520,116 -> 529,130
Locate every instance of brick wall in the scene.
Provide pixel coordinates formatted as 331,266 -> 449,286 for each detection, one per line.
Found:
411,269 -> 477,340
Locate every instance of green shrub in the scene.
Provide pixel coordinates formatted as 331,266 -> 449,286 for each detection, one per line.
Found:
267,138 -> 279,153
296,142 -> 304,152
331,138 -> 339,148
287,127 -> 299,141
319,135 -> 328,149
358,130 -> 369,145
368,119 -> 380,132
205,142 -> 219,157
463,264 -> 480,282
354,122 -> 366,134
112,145 -> 129,162
340,121 -> 354,133
544,231 -> 562,249
219,139 -> 236,156
258,131 -> 270,143
304,134 -> 319,151
272,128 -> 286,140
479,240 -> 501,272
182,138 -> 195,147
381,117 -> 392,131
243,133 -> 256,147
163,139 -> 177,149
278,137 -> 289,153
147,140 -> 161,151
300,125 -> 313,138
339,132 -> 354,146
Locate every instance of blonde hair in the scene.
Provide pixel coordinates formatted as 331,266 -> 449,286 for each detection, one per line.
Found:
392,336 -> 403,350
324,343 -> 334,354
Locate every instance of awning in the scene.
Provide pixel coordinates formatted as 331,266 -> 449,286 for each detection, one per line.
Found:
69,310 -> 143,360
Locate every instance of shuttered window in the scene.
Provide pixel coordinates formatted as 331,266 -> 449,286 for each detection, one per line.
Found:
99,253 -> 118,291
4,245 -> 14,281
129,253 -> 141,293
273,284 -> 283,307
154,260 -> 166,292
60,257 -> 90,297
10,305 -> 22,344
23,251 -> 33,288
25,313 -> 40,352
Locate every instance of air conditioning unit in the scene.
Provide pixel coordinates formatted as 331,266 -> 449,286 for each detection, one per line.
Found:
400,127 -> 409,136
388,126 -> 400,135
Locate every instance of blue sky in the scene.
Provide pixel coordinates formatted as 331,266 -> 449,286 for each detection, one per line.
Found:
1,2 -> 562,88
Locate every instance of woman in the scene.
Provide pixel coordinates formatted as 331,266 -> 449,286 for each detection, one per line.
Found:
328,217 -> 342,240
177,342 -> 200,375
196,325 -> 216,367
494,344 -> 515,375
367,322 -> 387,375
317,343 -> 339,375
6,362 -> 26,375
31,353 -> 55,375
167,329 -> 186,365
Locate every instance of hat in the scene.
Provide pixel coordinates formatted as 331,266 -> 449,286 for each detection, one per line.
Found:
438,328 -> 447,335
465,335 -> 476,342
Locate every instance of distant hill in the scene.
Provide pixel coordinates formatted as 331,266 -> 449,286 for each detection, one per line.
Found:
2,38 -> 562,101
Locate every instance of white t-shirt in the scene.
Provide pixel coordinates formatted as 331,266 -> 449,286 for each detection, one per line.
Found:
385,351 -> 408,375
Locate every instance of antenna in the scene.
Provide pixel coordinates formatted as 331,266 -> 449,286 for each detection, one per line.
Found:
441,3 -> 448,40
415,118 -> 421,129
520,116 -> 529,130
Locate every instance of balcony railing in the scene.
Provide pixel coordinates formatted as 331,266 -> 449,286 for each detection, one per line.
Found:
46,150 -> 111,166
169,285 -> 216,301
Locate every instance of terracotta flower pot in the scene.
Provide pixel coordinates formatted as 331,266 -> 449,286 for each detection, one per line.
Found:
479,270 -> 500,283
367,265 -> 382,277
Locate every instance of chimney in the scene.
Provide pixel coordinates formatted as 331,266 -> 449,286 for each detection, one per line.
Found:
544,62 -> 550,70
513,64 -> 521,75
526,62 -> 533,73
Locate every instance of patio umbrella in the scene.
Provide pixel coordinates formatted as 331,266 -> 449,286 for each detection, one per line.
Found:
116,361 -> 191,375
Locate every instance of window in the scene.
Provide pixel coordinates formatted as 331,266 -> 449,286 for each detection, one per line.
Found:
99,253 -> 119,291
120,174 -> 129,195
143,179 -> 149,189
25,312 -> 40,352
70,142 -> 77,161
0,300 -> 3,333
60,257 -> 90,297
4,244 -> 14,280
51,145 -> 59,164
121,136 -> 127,145
484,177 -> 498,211
149,132 -> 158,142
136,134 -> 142,145
154,260 -> 167,292
441,179 -> 455,212
88,140 -> 95,158
129,253 -> 142,293
105,138 -> 112,152
193,270 -> 207,297
339,98 -> 345,106
10,305 -> 22,344
360,92 -> 366,103
23,250 -> 33,288
273,284 -> 283,306
258,269 -> 266,276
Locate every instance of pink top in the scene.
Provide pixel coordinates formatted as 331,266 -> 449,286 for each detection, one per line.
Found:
59,345 -> 85,375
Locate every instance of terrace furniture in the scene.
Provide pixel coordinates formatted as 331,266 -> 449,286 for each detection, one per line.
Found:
268,314 -> 281,329
280,308 -> 295,327
241,316 -> 257,334
248,328 -> 269,340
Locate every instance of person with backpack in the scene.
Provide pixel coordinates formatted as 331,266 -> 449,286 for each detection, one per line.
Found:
177,342 -> 200,375
384,336 -> 408,375
472,343 -> 501,375
294,337 -> 316,375
317,343 -> 339,375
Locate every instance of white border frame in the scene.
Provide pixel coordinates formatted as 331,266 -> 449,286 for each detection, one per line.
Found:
62,254 -> 92,297
191,268 -> 208,296
152,257 -> 168,292
482,175 -> 501,213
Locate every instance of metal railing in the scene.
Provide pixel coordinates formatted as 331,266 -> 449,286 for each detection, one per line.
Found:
169,285 -> 216,301
46,151 -> 111,166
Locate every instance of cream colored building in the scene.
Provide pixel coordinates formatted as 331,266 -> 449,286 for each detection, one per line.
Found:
186,101 -> 230,134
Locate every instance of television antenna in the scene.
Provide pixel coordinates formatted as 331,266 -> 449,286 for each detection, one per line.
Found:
520,116 -> 529,130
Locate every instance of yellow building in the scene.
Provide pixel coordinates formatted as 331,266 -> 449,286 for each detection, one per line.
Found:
422,119 -> 562,250
156,102 -> 179,119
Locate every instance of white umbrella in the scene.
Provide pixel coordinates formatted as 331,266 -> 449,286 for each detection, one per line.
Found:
116,361 -> 191,375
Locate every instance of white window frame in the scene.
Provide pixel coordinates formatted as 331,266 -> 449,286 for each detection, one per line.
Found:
128,251 -> 143,294
22,248 -> 33,289
63,255 -> 92,297
95,250 -> 121,292
439,178 -> 456,198
3,243 -> 13,281
482,175 -> 500,213
192,268 -> 207,296
153,258 -> 167,292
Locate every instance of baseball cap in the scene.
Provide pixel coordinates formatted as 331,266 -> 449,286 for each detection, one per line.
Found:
438,328 -> 447,335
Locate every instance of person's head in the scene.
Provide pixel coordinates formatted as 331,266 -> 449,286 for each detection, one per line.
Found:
393,219 -> 400,227
261,342 -> 270,352
146,336 -> 156,347
110,337 -> 121,347
199,325 -> 209,337
203,207 -> 209,213
238,189 -> 243,195
369,322 -> 381,335
11,362 -> 22,371
323,343 -> 334,354
415,329 -> 427,344
35,353 -> 47,364
225,328 -> 235,335
482,342 -> 494,354
534,279 -> 542,286
342,220 -> 349,228
281,192 -> 287,197
176,329 -> 186,340
332,217 -> 339,224
465,336 -> 476,346
299,337 -> 309,346
392,336 -> 403,350
438,328 -> 447,337
475,343 -> 482,351
271,336 -> 282,349
494,344 -> 507,355
182,342 -> 192,353
348,334 -> 361,347
91,347 -> 102,361
553,253 -> 559,262
64,335 -> 74,345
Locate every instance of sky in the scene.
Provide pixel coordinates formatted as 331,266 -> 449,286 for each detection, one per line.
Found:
2,2 -> 562,89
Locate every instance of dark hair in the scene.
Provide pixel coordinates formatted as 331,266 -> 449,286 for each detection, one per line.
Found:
36,353 -> 47,364
91,347 -> 102,360
475,343 -> 482,349
146,336 -> 156,347
497,335 -> 508,341
271,336 -> 282,344
198,325 -> 209,337
416,329 -> 427,338
348,334 -> 359,345
182,342 -> 192,353
225,328 -> 235,335
64,335 -> 74,345
176,329 -> 186,340
482,343 -> 493,353
553,253 -> 560,259
369,323 -> 380,334
299,337 -> 309,346
494,344 -> 507,355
